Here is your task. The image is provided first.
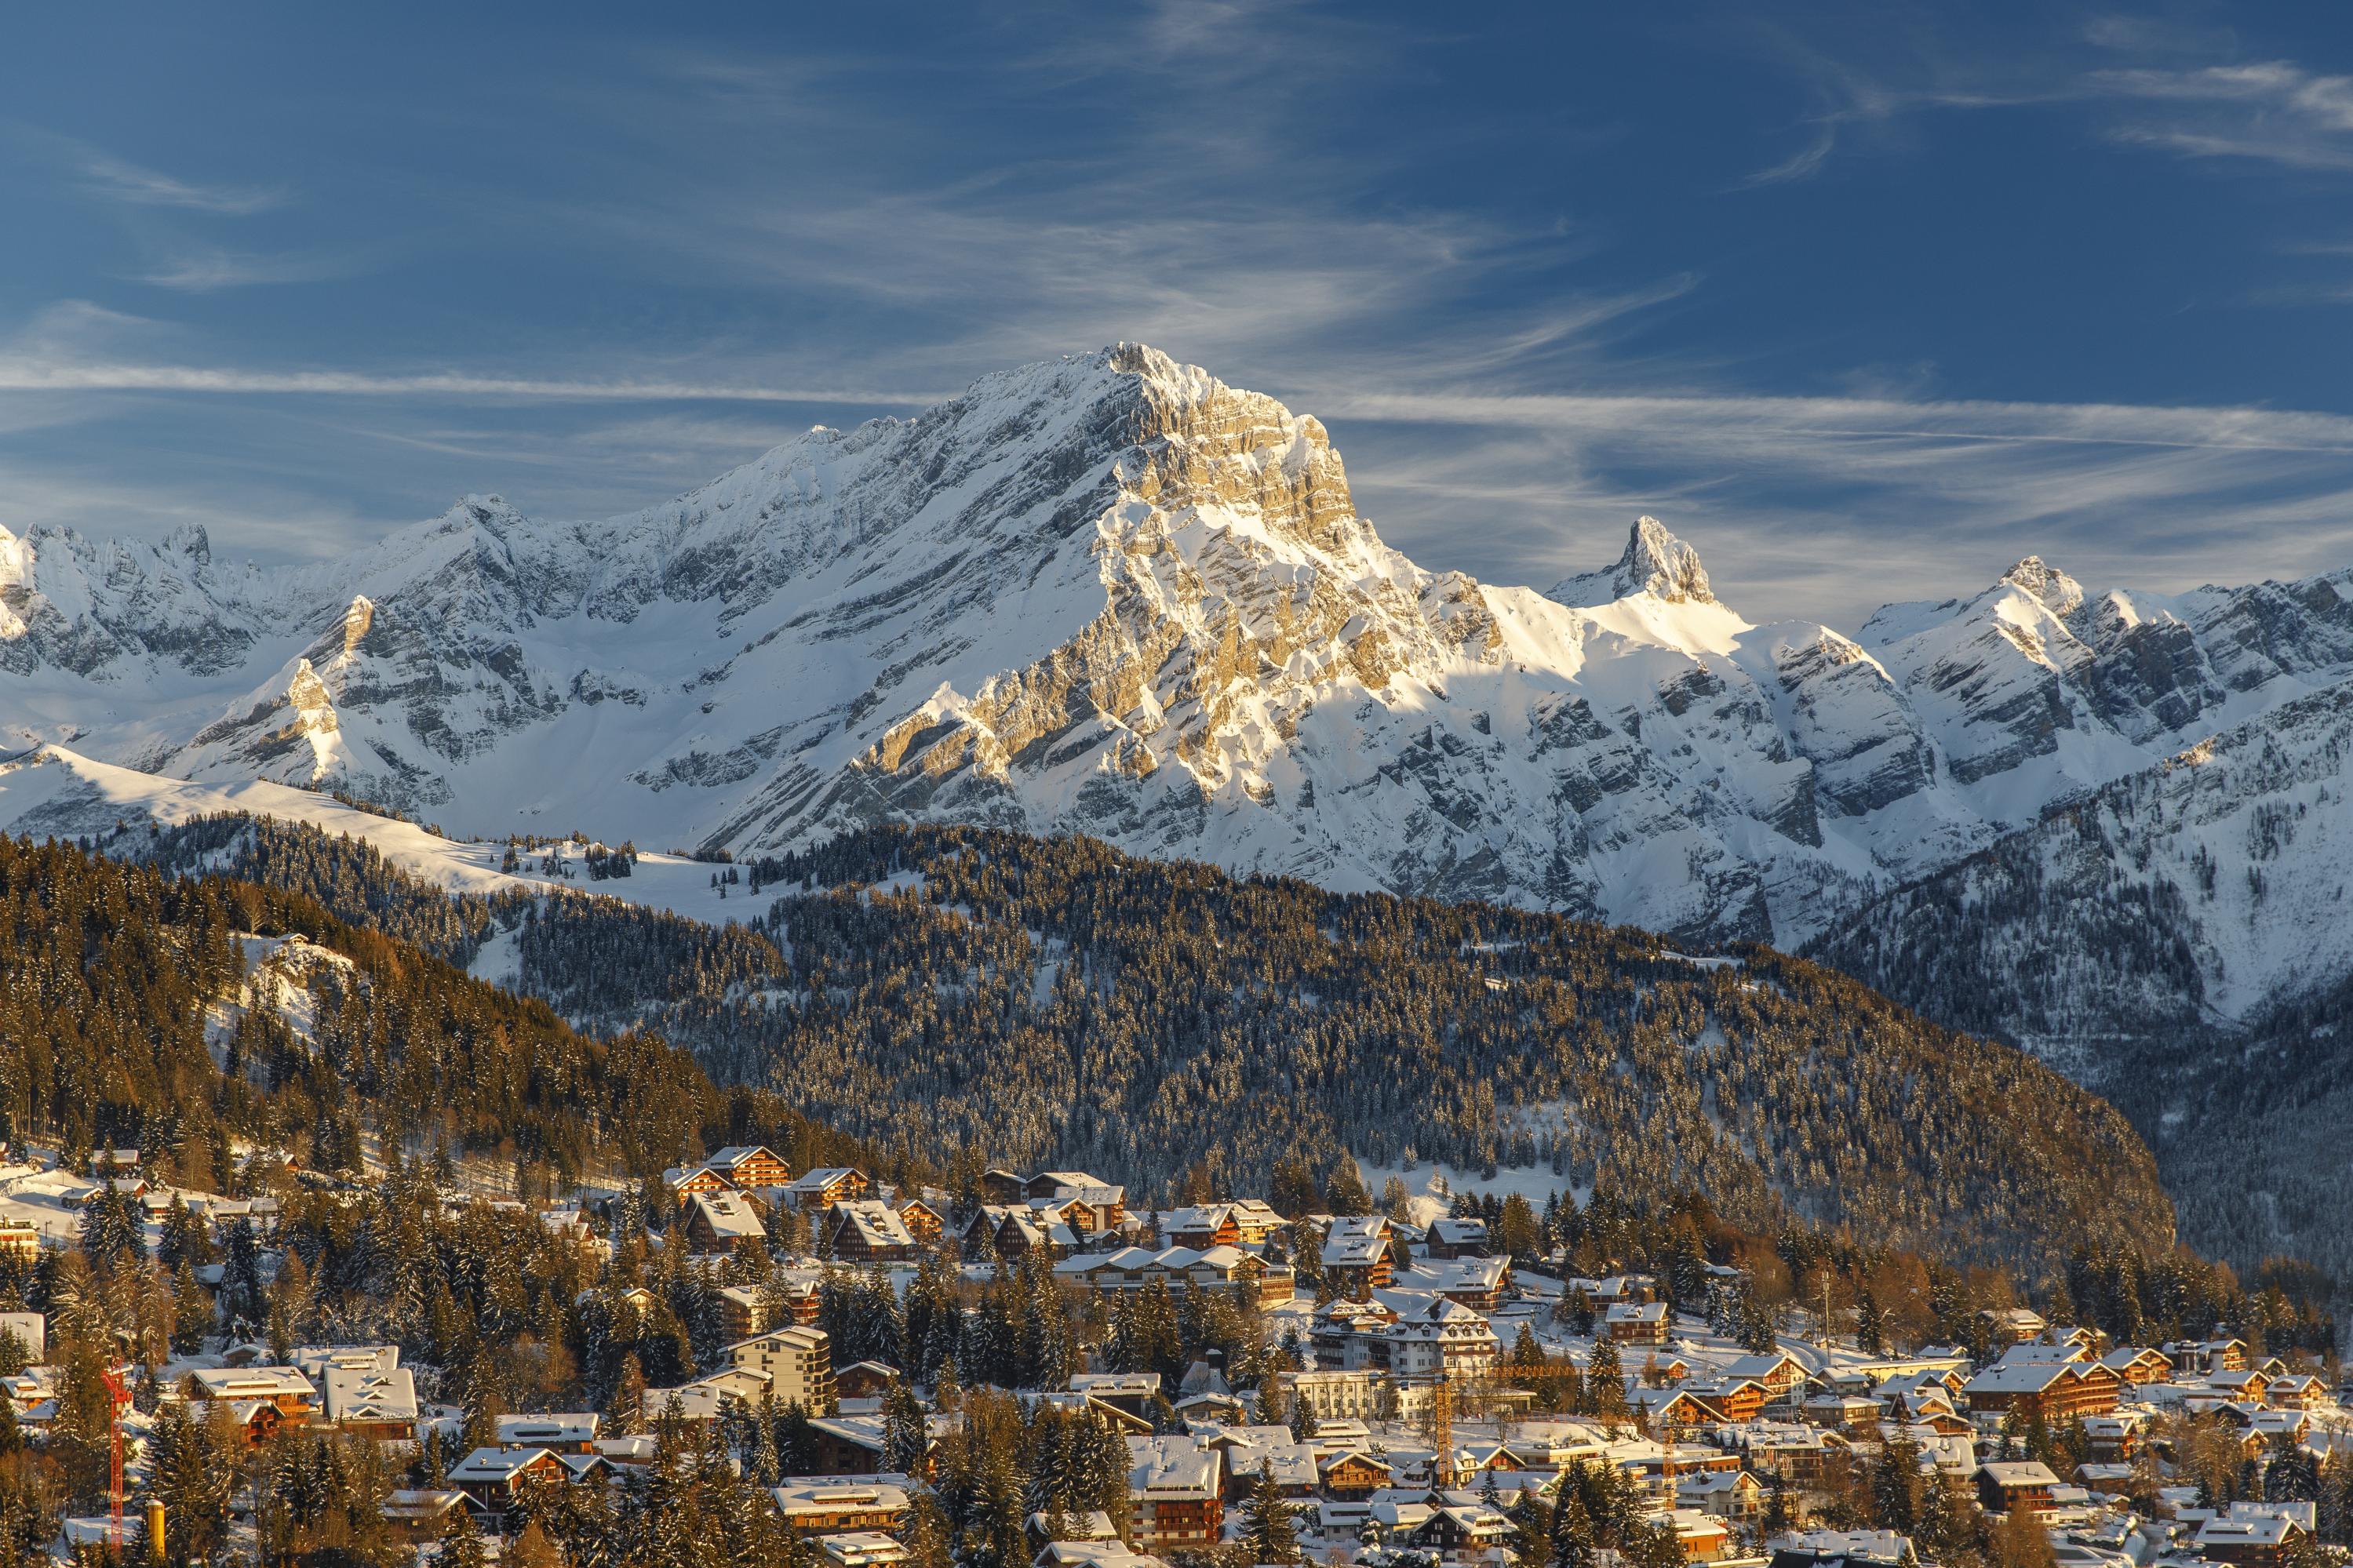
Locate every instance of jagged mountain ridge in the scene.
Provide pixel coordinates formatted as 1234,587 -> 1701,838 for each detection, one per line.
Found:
1803,682 -> 2353,1279
5,344 -> 2353,949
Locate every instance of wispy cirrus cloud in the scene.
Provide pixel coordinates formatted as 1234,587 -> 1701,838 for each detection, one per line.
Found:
1732,15 -> 2353,187
13,126 -> 287,215
1303,380 -> 2353,620
0,358 -> 939,404
126,245 -> 369,293
0,300 -> 938,405
2092,60 -> 2353,170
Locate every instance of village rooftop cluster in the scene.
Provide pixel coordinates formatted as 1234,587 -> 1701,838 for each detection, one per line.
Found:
0,1141 -> 2342,1568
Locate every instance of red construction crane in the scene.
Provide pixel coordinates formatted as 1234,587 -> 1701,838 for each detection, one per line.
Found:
100,1363 -> 132,1551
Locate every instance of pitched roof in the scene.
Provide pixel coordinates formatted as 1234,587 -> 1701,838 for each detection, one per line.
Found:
688,1191 -> 767,1241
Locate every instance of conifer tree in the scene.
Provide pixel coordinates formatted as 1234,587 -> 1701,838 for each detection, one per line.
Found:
1243,1459 -> 1299,1563
442,1502 -> 490,1568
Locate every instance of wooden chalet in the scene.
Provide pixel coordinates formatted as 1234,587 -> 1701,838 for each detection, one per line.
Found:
2195,1513 -> 2311,1568
981,1169 -> 1027,1205
1962,1359 -> 2123,1421
834,1361 -> 902,1402
1320,1217 -> 1393,1298
706,1145 -> 794,1191
826,1199 -> 918,1264
1317,1451 -> 1390,1498
773,1483 -> 910,1538
1426,1217 -> 1490,1259
2099,1347 -> 2174,1386
682,1191 -> 767,1255
787,1168 -> 872,1210
447,1446 -> 571,1530
1165,1205 -> 1242,1251
667,1164 -> 736,1202
1974,1461 -> 2061,1517
1604,1301 -> 1670,1346
895,1196 -> 945,1242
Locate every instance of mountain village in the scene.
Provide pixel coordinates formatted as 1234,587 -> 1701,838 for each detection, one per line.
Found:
2,1137 -> 2342,1568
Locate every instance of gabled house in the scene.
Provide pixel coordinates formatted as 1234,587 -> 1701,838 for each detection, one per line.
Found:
1410,1501 -> 1513,1559
665,1163 -> 736,1202
1634,1388 -> 1719,1436
826,1200 -> 917,1264
981,1169 -> 1027,1205
1321,1217 -> 1394,1298
2207,1369 -> 2272,1403
2267,1373 -> 2326,1410
1980,1308 -> 2047,1344
1426,1217 -> 1490,1260
447,1446 -> 570,1529
706,1145 -> 795,1191
683,1191 -> 767,1255
1677,1469 -> 1764,1523
1604,1301 -> 1670,1346
1411,1255 -> 1512,1312
993,1206 -> 1080,1262
836,1361 -> 901,1402
2172,1337 -> 2250,1375
2098,1347 -> 2173,1387
322,1365 -> 419,1442
895,1196 -> 946,1243
1973,1461 -> 2061,1517
1962,1359 -> 2122,1421
1318,1450 -> 1391,1498
1725,1352 -> 1810,1402
381,1490 -> 469,1545
1165,1206 -> 1241,1251
1025,1171 -> 1105,1202
2195,1514 -> 2307,1568
788,1169 -> 872,1211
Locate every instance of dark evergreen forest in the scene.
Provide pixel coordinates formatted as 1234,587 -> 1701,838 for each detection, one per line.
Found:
116,816 -> 2180,1275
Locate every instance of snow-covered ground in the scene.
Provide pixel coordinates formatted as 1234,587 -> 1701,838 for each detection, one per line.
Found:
1349,1155 -> 1579,1230
0,744 -> 764,926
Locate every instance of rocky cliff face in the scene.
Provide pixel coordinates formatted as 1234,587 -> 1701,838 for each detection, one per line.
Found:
6,344 -> 2353,955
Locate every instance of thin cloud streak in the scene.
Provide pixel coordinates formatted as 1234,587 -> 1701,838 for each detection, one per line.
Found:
14,127 -> 287,215
126,246 -> 367,293
0,358 -> 942,406
1315,387 -> 2353,456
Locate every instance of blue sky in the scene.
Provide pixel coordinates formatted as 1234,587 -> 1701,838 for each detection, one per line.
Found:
5,2 -> 2353,624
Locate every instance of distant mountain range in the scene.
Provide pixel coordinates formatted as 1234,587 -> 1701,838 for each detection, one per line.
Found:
7,344 -> 2351,1272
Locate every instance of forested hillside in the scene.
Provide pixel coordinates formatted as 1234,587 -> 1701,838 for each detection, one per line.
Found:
126,816 -> 2180,1275
2100,971 -> 2353,1290
0,832 -> 872,1187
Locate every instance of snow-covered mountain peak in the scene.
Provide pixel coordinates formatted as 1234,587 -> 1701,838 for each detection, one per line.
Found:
1997,555 -> 2085,617
1548,515 -> 1714,608
159,522 -> 213,565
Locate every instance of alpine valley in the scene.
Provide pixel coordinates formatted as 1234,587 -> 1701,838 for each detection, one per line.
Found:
6,345 -> 2352,1276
